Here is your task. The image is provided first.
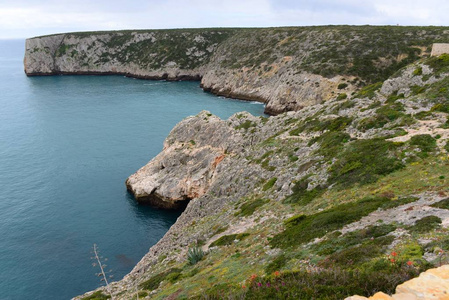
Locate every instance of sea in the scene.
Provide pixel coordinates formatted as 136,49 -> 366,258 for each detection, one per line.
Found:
0,39 -> 265,299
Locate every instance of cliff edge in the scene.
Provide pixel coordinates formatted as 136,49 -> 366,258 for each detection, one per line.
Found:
76,53 -> 449,299
25,26 -> 449,115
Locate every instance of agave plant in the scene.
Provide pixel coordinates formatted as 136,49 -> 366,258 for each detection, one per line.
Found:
187,246 -> 205,265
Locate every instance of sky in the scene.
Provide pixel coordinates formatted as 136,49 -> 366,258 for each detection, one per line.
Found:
1,0 -> 449,39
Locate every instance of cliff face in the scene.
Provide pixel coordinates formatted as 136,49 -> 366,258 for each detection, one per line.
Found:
78,55 -> 449,299
25,26 -> 449,115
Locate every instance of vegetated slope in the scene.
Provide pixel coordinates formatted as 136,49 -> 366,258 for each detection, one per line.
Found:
25,26 -> 449,115
78,54 -> 449,300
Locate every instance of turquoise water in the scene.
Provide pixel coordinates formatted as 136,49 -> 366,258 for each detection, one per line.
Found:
0,40 -> 264,299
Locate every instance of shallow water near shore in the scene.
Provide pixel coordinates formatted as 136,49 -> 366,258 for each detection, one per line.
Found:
0,39 -> 264,299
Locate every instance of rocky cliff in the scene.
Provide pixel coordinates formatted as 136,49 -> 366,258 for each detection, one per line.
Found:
25,26 -> 449,115
77,53 -> 449,299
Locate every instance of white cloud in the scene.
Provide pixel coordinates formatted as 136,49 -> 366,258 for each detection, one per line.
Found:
0,0 -> 448,39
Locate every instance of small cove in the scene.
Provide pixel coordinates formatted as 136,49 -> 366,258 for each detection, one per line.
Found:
0,39 -> 265,299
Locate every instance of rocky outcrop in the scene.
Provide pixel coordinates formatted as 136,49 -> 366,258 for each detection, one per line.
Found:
345,264 -> 449,300
74,55 -> 449,298
125,111 -> 252,209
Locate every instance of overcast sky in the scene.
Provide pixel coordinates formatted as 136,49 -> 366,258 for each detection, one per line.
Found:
1,0 -> 449,39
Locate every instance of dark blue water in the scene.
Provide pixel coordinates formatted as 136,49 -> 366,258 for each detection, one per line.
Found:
0,39 -> 264,299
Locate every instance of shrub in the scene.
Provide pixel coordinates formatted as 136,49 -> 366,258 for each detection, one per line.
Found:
329,138 -> 404,187
431,198 -> 449,209
81,291 -> 111,300
314,131 -> 351,159
338,83 -> 348,89
425,53 -> 449,74
235,198 -> 268,217
187,246 -> 205,265
312,224 -> 396,256
354,82 -> 382,99
386,91 -> 405,103
337,93 -> 348,100
431,103 -> 449,113
263,178 -> 277,191
323,242 -> 388,267
139,268 -> 182,290
413,67 -> 422,76
409,134 -> 437,158
265,254 -> 288,275
271,196 -> 395,248
235,120 -> 256,130
408,216 -> 442,233
166,271 -> 182,283
283,179 -> 324,206
210,233 -> 249,247
243,266 -> 422,300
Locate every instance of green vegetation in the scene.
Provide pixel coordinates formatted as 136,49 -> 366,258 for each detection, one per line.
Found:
139,268 -> 183,291
187,246 -> 206,265
235,198 -> 268,217
431,198 -> 449,209
81,291 -> 111,300
336,93 -> 348,100
409,134 -> 437,158
408,216 -> 442,233
358,102 -> 408,131
354,82 -> 382,99
314,131 -> 351,159
271,196 -> 397,248
262,178 -> 277,191
283,179 -> 324,206
264,254 -> 287,275
425,53 -> 449,74
209,233 -> 250,247
237,267 -> 421,300
431,103 -> 449,113
413,66 -> 423,76
312,224 -> 396,256
290,116 -> 353,135
329,138 -> 404,187
235,120 -> 257,130
337,83 -> 348,89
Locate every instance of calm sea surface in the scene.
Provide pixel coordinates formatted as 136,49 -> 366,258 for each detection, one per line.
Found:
0,39 -> 264,299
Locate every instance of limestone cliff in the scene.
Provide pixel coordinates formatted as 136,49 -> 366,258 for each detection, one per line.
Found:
25,26 -> 449,115
77,54 -> 449,299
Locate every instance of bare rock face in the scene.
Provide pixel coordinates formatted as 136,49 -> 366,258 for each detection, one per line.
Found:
345,264 -> 449,300
201,67 -> 351,115
125,111 -> 249,209
24,34 -> 65,75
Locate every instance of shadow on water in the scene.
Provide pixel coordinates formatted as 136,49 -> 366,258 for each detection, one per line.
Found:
125,191 -> 183,227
